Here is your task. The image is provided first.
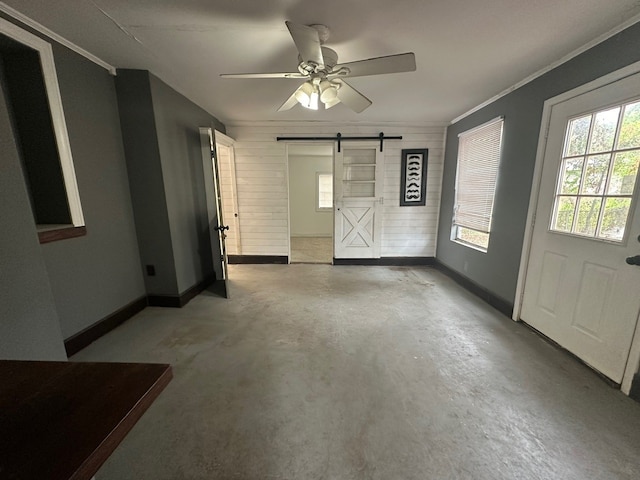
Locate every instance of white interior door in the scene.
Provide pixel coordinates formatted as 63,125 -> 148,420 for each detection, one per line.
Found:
199,127 -> 228,298
214,130 -> 241,256
520,72 -> 640,383
334,143 -> 384,259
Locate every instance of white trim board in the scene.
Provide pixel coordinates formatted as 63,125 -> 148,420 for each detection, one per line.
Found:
451,14 -> 640,125
0,15 -> 85,227
512,59 -> 640,395
227,120 -> 450,129
0,2 -> 116,75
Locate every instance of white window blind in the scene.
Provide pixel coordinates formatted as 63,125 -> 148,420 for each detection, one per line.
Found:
454,117 -> 504,233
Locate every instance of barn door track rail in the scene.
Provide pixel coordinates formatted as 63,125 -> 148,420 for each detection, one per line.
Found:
276,132 -> 402,152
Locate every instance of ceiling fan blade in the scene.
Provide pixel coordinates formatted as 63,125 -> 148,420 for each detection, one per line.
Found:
277,89 -> 300,111
220,72 -> 306,79
330,52 -> 416,78
335,80 -> 372,113
285,21 -> 324,66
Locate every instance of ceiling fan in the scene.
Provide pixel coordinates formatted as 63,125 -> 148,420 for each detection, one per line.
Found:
220,21 -> 416,113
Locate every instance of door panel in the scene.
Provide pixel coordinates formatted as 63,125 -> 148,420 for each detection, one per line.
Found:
215,130 -> 241,256
521,72 -> 640,383
336,201 -> 377,249
199,127 -> 229,298
536,251 -> 566,315
334,144 -> 383,259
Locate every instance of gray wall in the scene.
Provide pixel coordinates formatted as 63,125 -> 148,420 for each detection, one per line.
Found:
41,45 -> 146,338
437,22 -> 640,307
288,155 -> 333,237
0,57 -> 66,360
116,70 -> 226,296
149,74 -> 225,293
0,13 -> 227,358
115,70 -> 179,296
0,13 -> 146,351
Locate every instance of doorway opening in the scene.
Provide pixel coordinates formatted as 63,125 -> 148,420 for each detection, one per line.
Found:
287,144 -> 334,264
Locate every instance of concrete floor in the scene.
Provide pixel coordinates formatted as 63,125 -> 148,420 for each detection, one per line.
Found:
74,265 -> 640,479
290,236 -> 333,263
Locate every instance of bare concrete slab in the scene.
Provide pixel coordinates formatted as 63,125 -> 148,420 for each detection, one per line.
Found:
73,265 -> 640,479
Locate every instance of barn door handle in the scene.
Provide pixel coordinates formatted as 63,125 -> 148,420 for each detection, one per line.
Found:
214,225 -> 229,232
625,255 -> 640,265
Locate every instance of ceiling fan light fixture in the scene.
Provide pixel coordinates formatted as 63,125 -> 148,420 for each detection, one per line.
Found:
222,21 -> 416,113
221,22 -> 416,114
319,80 -> 338,102
323,96 -> 341,109
309,90 -> 319,110
295,81 -> 320,110
294,82 -> 314,108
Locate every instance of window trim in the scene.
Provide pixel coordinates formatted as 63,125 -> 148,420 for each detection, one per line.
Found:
0,17 -> 85,229
316,172 -> 333,212
452,116 -> 504,252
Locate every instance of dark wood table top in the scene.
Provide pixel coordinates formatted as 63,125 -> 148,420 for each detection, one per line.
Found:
0,360 -> 172,480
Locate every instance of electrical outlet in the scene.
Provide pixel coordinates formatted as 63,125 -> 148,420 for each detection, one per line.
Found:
146,265 -> 156,276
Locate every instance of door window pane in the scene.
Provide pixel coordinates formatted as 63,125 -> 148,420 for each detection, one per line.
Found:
581,154 -> 610,195
343,165 -> 375,181
617,101 -> 640,149
560,158 -> 583,194
565,115 -> 591,157
553,196 -> 576,232
343,183 -> 375,197
575,197 -> 602,236
551,99 -> 640,242
600,198 -> 632,241
342,148 -> 376,198
588,107 -> 619,153
608,151 -> 640,195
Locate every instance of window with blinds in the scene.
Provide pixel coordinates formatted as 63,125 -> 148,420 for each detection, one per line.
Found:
317,173 -> 333,210
452,117 -> 504,251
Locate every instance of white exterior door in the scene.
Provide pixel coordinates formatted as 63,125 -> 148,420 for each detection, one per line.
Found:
520,72 -> 640,383
334,144 -> 384,259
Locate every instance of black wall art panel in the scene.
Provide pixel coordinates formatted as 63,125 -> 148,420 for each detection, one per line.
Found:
400,149 -> 428,206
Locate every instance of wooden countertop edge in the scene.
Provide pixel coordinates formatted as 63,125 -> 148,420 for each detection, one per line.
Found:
70,364 -> 173,480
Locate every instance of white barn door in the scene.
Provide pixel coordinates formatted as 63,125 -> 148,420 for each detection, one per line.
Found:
334,143 -> 384,259
520,71 -> 640,384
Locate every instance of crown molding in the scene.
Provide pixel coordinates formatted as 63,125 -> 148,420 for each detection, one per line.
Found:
226,120 -> 449,129
451,14 -> 640,125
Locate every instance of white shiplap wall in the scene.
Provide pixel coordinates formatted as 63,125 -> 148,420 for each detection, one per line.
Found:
226,122 -> 446,258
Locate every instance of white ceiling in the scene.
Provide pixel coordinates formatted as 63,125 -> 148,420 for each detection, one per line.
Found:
3,0 -> 640,125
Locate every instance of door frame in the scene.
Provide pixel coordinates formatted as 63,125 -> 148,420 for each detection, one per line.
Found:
513,59 -> 640,394
285,142 -> 336,264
